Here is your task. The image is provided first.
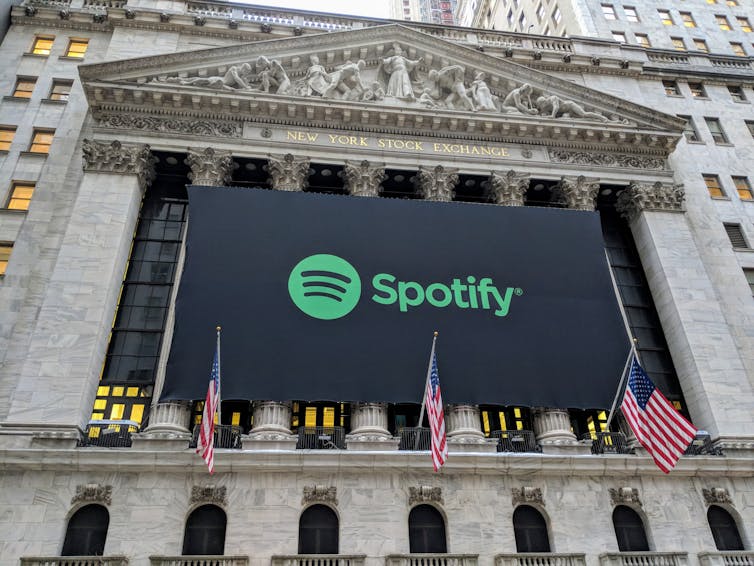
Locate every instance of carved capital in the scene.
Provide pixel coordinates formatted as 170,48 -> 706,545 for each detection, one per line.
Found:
267,154 -> 310,192
489,170 -> 529,206
190,485 -> 227,506
556,175 -> 599,211
82,140 -> 156,188
512,487 -> 543,506
342,160 -> 386,197
185,147 -> 233,187
616,181 -> 685,222
409,486 -> 443,506
72,484 -> 112,506
703,487 -> 732,505
416,165 -> 459,202
609,487 -> 641,506
303,485 -> 337,506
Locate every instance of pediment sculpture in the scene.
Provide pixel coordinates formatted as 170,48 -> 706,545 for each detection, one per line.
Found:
151,42 -> 627,124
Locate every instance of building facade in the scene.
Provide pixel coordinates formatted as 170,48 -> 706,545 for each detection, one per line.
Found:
390,0 -> 458,24
0,1 -> 753,565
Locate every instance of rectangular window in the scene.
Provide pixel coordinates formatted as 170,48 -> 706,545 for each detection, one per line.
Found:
737,17 -> 752,32
12,77 -> 36,98
747,121 -> 754,137
31,36 -> 54,56
543,25 -> 550,35
693,38 -> 709,52
679,115 -> 700,141
537,3 -> 545,20
49,79 -> 73,101
552,7 -> 561,24
724,223 -> 748,248
705,118 -> 728,143
658,9 -> 673,25
730,42 -> 746,56
65,39 -> 88,58
689,82 -> 706,98
716,15 -> 731,30
507,9 -> 514,26
0,127 -> 15,151
733,176 -> 753,200
612,31 -> 627,42
663,80 -> 681,95
704,174 -> 725,197
29,129 -> 54,154
518,13 -> 527,30
726,0 -> 738,5
744,269 -> 754,296
672,37 -> 687,51
602,4 -> 617,20
624,6 -> 639,22
680,11 -> 696,27
707,0 -> 717,3
728,85 -> 746,102
635,33 -> 651,47
6,182 -> 35,210
0,243 -> 11,276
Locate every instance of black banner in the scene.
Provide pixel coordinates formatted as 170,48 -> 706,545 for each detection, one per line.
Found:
162,186 -> 629,408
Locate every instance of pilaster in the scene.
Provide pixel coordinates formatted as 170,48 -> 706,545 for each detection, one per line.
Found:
244,401 -> 297,450
346,402 -> 399,451
267,153 -> 310,191
342,160 -> 386,197
489,170 -> 529,206
557,175 -> 600,211
416,165 -> 459,202
185,147 -> 233,186
447,404 -> 497,453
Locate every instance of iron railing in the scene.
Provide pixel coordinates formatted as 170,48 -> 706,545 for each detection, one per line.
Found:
496,554 -> 587,566
492,430 -> 541,453
189,424 -> 243,450
78,420 -> 139,448
584,432 -> 634,455
20,557 -> 129,566
150,556 -> 248,566
296,426 -> 346,449
272,555 -> 366,566
684,432 -> 724,456
398,427 -> 431,451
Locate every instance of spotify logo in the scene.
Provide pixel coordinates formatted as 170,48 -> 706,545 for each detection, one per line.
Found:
287,254 -> 362,320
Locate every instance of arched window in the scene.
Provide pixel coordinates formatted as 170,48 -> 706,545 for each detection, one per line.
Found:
513,505 -> 550,553
182,504 -> 227,555
708,506 -> 744,551
409,505 -> 447,553
613,506 -> 649,551
61,504 -> 109,556
299,505 -> 339,554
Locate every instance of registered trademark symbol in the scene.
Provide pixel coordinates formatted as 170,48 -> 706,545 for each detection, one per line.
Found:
514,288 -> 523,296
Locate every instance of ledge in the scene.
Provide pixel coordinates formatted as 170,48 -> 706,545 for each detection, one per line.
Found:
1,95 -> 30,102
40,98 -> 68,104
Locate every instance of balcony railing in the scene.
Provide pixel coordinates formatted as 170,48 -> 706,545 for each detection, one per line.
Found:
20,557 -> 129,566
78,420 -> 139,448
684,432 -> 724,456
584,432 -> 634,455
492,430 -> 540,453
150,556 -> 249,566
386,554 -> 478,566
296,426 -> 346,449
189,424 -> 243,450
272,555 -> 366,566
599,552 -> 688,566
698,552 -> 754,566
398,427 -> 431,451
496,554 -> 587,566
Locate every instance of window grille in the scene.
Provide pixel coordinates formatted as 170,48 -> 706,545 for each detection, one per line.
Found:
724,224 -> 748,249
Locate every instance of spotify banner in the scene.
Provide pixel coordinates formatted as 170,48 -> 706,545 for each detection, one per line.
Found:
162,186 -> 629,408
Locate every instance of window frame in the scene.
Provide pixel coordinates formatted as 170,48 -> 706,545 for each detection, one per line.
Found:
30,35 -> 54,56
732,176 -> 753,201
671,37 -> 687,51
658,9 -> 673,25
744,269 -> 754,296
716,14 -> 731,31
5,181 -> 35,211
707,506 -> 745,550
703,174 -> 726,198
182,504 -> 227,556
688,82 -> 707,98
0,126 -> 16,151
736,16 -> 751,33
513,505 -> 551,553
64,38 -> 89,59
679,11 -> 696,27
624,6 -> 639,22
613,505 -> 650,552
612,31 -> 627,43
705,117 -> 729,144
0,242 -> 12,276
663,80 -> 681,96
409,504 -> 448,554
48,79 -> 73,102
727,85 -> 746,102
298,504 -> 339,555
679,115 -> 701,142
693,38 -> 709,52
61,504 -> 109,556
28,129 -> 55,154
635,33 -> 651,48
730,42 -> 746,56
602,4 -> 617,20
724,223 -> 749,249
12,77 -> 36,99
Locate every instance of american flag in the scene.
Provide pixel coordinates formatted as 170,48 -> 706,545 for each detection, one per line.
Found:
425,339 -> 447,472
196,339 -> 221,474
621,355 -> 697,473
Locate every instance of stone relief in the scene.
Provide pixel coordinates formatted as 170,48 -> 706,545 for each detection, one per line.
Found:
303,485 -> 338,505
702,487 -> 732,505
609,487 -> 642,506
548,149 -> 667,170
512,487 -> 544,506
82,139 -> 156,187
96,114 -> 241,138
409,486 -> 443,505
191,485 -> 227,506
72,483 -> 112,505
616,181 -> 685,222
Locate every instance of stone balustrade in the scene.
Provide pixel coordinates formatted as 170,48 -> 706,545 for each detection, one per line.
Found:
150,557 -> 248,566
386,555 -> 478,566
599,553 -> 689,566
496,554 -> 587,566
20,557 -> 129,566
272,555 -> 366,566
698,552 -> 754,566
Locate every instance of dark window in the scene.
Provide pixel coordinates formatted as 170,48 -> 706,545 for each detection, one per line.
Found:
724,223 -> 749,249
708,506 -> 744,550
62,504 -> 109,556
679,115 -> 700,142
705,118 -> 728,144
299,505 -> 339,554
688,82 -> 707,98
613,505 -> 649,551
183,504 -> 226,555
513,505 -> 550,552
663,80 -> 681,96
409,505 -> 447,553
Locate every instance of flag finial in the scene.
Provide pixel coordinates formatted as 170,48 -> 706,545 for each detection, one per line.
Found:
216,325 -> 222,331
433,331 -> 438,337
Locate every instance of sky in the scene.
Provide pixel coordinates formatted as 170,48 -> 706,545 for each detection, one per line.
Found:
248,0 -> 390,19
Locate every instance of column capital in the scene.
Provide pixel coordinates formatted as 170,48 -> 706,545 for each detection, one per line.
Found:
342,160 -> 386,197
267,153 -> 310,191
416,165 -> 459,202
557,175 -> 600,211
489,170 -> 529,206
616,181 -> 685,222
185,147 -> 233,186
81,139 -> 156,187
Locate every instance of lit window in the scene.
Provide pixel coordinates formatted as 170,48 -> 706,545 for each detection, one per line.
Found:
726,0 -> 738,6
679,115 -> 700,141
552,6 -> 561,24
704,174 -> 725,197
663,80 -> 681,96
744,270 -> 754,296
716,15 -> 731,30
6,182 -> 35,210
680,11 -> 696,27
602,4 -> 617,20
65,39 -> 88,58
613,31 -> 627,42
707,0 -> 717,3
724,223 -> 748,249
658,9 -> 673,25
693,39 -> 709,52
0,243 -> 11,276
0,127 -> 15,151
737,17 -> 752,32
12,77 -> 36,98
705,118 -> 728,143
624,7 -> 639,22
29,129 -> 54,154
635,33 -> 651,47
730,42 -> 746,56
49,80 -> 73,101
728,85 -> 746,102
672,37 -> 687,51
689,82 -> 707,97
31,36 -> 54,56
733,177 -> 753,200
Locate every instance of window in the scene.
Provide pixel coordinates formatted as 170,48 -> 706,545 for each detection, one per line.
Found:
29,129 -> 54,153
663,80 -> 681,96
624,7 -> 639,22
65,39 -> 89,58
724,223 -> 748,249
747,121 -> 754,137
708,506 -> 744,550
635,33 -> 651,47
507,9 -> 514,27
613,506 -> 649,551
733,177 -> 753,200
552,6 -> 561,24
688,82 -> 706,98
737,17 -> 751,32
680,11 -> 695,27
514,506 -> 550,552
299,505 -> 338,554
730,42 -> 746,56
0,244 -> 11,276
12,77 -> 36,98
679,116 -> 700,141
672,37 -> 687,51
613,31 -> 627,42
49,79 -> 73,101
0,127 -> 16,151
6,182 -> 35,210
704,175 -> 725,197
716,15 -> 731,31
518,13 -> 527,30
31,36 -> 54,56
61,504 -> 109,556
706,0 -> 717,3
658,9 -> 673,25
728,85 -> 746,102
182,505 -> 226,555
602,4 -> 617,20
705,118 -> 728,143
693,38 -> 709,52
745,270 -> 754,296
543,25 -> 550,35
409,505 -> 447,553
537,3 -> 545,20
726,0 -> 738,5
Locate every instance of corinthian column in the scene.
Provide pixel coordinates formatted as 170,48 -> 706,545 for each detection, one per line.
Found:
416,165 -> 459,202
489,170 -> 529,206
267,153 -> 310,191
342,160 -> 386,197
557,175 -> 600,211
245,401 -> 297,450
447,404 -> 497,453
346,402 -> 399,451
185,147 -> 233,186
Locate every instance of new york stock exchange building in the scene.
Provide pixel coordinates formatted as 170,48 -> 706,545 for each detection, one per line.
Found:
1,0 -> 754,564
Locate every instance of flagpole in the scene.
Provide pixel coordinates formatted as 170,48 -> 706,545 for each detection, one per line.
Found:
414,331 -> 437,451
216,325 -> 222,426
605,343 -> 635,430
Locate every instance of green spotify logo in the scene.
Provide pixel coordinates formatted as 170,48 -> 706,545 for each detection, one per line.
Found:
287,254 -> 362,320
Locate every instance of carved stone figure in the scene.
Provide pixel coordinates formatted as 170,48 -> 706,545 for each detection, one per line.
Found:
160,63 -> 253,91
323,60 -> 367,100
72,484 -> 112,505
469,71 -> 498,112
379,43 -> 422,100
255,56 -> 291,94
501,83 -> 537,115
535,94 -> 610,122
304,54 -> 331,96
424,65 -> 475,111
409,486 -> 443,505
512,487 -> 544,505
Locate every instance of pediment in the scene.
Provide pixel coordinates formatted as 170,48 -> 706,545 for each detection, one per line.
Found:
79,24 -> 684,153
